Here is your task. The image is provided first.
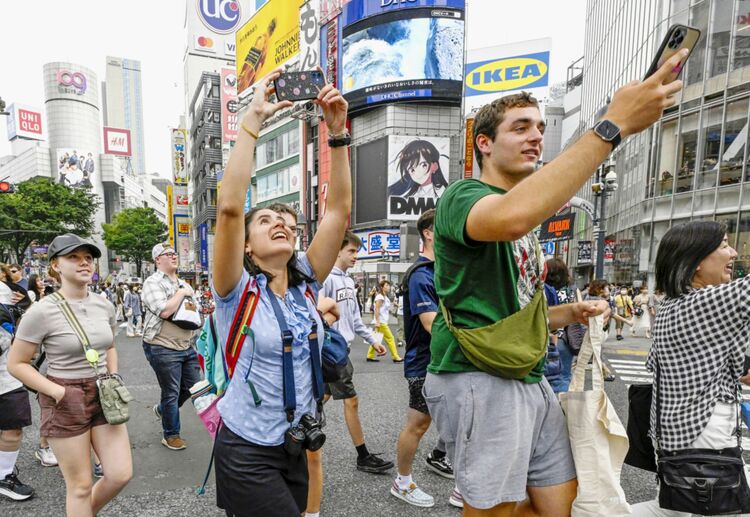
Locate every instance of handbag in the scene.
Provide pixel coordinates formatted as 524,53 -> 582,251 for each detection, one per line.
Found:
559,314 -> 631,516
168,295 -> 203,330
49,292 -> 134,425
652,357 -> 750,515
624,383 -> 657,472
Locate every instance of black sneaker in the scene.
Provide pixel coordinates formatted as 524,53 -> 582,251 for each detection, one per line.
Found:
0,468 -> 34,501
425,452 -> 454,479
356,453 -> 394,474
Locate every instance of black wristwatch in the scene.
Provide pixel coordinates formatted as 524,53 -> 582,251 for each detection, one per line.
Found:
328,130 -> 351,148
593,120 -> 622,150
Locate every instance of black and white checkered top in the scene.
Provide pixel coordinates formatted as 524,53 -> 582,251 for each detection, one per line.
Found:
646,277 -> 750,451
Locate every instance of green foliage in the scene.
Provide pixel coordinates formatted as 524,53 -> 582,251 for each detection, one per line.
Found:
0,177 -> 100,262
102,207 -> 168,275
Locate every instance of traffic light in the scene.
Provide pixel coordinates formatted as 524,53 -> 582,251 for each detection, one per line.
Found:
0,181 -> 14,194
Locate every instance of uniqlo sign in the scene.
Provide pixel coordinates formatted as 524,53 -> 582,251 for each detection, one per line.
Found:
6,104 -> 44,141
103,127 -> 132,156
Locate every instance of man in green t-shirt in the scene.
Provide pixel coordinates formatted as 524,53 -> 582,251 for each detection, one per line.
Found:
424,51 -> 686,515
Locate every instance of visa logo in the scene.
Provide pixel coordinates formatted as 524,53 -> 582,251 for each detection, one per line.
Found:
465,55 -> 549,94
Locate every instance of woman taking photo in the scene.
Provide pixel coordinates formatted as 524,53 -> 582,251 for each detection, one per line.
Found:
631,221 -> 750,516
211,70 -> 351,517
366,280 -> 402,363
7,234 -> 132,517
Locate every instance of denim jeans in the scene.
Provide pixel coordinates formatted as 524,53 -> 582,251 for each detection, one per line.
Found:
142,342 -> 202,438
553,336 -> 575,393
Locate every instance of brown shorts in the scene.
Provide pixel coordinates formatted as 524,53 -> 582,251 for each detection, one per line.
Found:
39,375 -> 107,438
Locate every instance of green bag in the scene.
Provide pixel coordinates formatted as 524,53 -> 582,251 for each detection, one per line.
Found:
440,287 -> 549,379
50,292 -> 133,425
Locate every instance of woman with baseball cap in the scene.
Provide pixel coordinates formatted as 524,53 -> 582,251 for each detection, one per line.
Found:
8,233 -> 132,517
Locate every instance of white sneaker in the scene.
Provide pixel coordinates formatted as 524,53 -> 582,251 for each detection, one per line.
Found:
390,480 -> 435,507
449,487 -> 464,508
35,447 -> 58,467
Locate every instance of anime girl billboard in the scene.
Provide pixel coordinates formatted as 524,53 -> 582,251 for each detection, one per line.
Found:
386,136 -> 450,220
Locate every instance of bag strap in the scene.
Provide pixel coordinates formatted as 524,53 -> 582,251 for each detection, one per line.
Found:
49,292 -> 100,377
266,285 -> 324,423
399,260 -> 434,295
569,315 -> 605,392
224,278 -> 260,380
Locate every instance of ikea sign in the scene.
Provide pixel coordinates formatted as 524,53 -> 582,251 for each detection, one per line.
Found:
464,51 -> 550,96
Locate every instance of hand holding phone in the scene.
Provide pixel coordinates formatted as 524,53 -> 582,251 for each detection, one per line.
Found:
273,71 -> 326,102
644,24 -> 701,83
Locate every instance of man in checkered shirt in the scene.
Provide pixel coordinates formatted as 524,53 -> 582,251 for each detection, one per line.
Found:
141,243 -> 201,452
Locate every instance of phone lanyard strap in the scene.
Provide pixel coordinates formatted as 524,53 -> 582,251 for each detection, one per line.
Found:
265,285 -> 324,424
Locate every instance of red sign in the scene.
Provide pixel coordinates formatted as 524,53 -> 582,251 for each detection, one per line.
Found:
220,68 -> 238,144
18,109 -> 42,137
176,194 -> 189,206
103,127 -> 132,156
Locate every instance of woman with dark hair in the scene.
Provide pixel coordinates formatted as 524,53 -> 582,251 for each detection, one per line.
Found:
367,280 -> 402,363
387,139 -> 449,199
27,275 -> 44,304
631,221 -> 750,516
211,70 -> 351,516
543,259 -> 568,393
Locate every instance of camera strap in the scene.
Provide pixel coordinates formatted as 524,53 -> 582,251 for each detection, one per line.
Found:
265,284 -> 324,424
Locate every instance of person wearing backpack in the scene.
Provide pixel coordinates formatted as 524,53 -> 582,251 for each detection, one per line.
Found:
390,209 -> 462,509
211,70 -> 351,517
305,231 -> 390,517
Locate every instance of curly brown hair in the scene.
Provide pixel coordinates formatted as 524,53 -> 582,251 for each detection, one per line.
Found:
473,92 -> 540,169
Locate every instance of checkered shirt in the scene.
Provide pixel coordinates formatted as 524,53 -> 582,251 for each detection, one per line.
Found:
141,271 -> 188,342
646,276 -> 750,451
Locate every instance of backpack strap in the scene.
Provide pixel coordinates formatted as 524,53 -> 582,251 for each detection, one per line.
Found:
399,260 -> 434,295
224,277 -> 260,380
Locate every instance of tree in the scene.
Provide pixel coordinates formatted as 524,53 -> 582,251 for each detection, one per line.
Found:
102,207 -> 168,276
0,177 -> 100,262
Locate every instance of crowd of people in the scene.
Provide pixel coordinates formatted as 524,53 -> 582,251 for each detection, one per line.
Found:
2,51 -> 750,517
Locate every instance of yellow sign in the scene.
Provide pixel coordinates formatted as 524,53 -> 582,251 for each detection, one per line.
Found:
166,184 -> 174,248
465,54 -> 549,94
235,0 -> 303,95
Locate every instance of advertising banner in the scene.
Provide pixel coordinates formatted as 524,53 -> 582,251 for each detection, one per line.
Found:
353,228 -> 400,260
6,104 -> 44,141
56,149 -> 96,189
220,68 -> 238,144
171,128 -> 188,185
464,38 -> 551,114
323,17 -> 340,86
464,116 -> 474,179
387,135 -> 450,221
299,0 -> 321,71
236,0 -> 302,96
320,0 -> 352,25
103,127 -> 132,156
189,0 -> 246,60
539,213 -> 576,242
604,239 -> 615,263
167,185 -> 175,248
175,216 -> 192,268
199,223 -> 209,269
340,0 -> 465,110
578,240 -> 592,265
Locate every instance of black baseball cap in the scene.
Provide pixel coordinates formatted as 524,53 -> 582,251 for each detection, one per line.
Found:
47,234 -> 101,260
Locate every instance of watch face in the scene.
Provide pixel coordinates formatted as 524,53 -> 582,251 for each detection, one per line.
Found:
597,120 -> 620,141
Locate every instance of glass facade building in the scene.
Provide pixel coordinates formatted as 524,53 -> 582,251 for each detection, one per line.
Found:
569,0 -> 750,285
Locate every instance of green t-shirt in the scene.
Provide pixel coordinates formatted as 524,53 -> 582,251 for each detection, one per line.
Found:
428,179 -> 546,382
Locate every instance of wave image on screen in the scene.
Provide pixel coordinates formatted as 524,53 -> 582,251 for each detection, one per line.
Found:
342,17 -> 463,95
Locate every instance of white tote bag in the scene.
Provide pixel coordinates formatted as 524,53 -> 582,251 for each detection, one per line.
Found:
559,314 -> 631,517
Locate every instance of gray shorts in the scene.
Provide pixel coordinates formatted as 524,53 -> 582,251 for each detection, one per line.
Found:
424,371 -> 576,509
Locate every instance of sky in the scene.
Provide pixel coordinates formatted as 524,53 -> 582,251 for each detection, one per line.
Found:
0,0 -> 586,181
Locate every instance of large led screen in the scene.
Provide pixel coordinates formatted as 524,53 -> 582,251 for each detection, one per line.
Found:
341,7 -> 464,111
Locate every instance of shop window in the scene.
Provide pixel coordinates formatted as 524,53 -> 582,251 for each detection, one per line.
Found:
686,0 -> 709,86
677,113 -> 699,193
697,106 -> 723,189
657,119 -> 677,196
720,98 -> 748,185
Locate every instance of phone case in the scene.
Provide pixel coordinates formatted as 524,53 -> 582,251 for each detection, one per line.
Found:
644,24 -> 701,81
274,71 -> 325,102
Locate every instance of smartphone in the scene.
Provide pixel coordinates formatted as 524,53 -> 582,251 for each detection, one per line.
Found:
644,24 -> 701,82
273,71 -> 325,102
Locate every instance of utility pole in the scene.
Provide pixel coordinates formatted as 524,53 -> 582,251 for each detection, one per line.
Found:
592,160 -> 618,280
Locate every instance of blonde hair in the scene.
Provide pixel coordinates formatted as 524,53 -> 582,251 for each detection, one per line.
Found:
47,258 -> 61,283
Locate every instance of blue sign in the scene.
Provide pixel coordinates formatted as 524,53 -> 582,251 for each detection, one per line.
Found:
342,0 -> 466,28
199,223 -> 209,269
244,186 -> 252,214
542,241 -> 555,256
196,0 -> 242,35
464,51 -> 550,97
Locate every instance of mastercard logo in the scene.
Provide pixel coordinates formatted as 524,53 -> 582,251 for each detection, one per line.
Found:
197,36 -> 214,49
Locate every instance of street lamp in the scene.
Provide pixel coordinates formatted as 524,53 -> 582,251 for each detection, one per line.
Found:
593,160 -> 618,279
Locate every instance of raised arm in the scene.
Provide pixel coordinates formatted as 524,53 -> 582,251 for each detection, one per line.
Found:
213,70 -> 293,297
466,50 -> 687,242
305,85 -> 352,281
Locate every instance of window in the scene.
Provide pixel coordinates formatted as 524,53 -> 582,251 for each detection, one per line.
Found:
686,0 -> 709,86
708,0 -> 733,77
735,211 -> 750,278
721,99 -> 748,185
676,113 -> 699,193
733,0 -> 750,72
256,127 -> 300,169
697,105 -> 723,189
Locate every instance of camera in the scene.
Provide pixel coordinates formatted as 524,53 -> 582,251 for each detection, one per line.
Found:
284,414 -> 326,456
604,170 -> 619,190
667,27 -> 686,49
